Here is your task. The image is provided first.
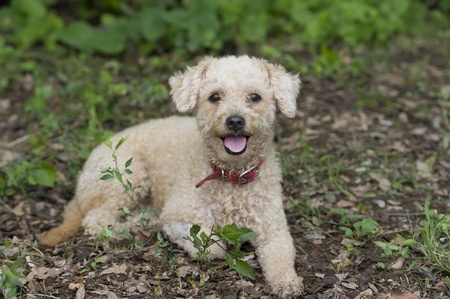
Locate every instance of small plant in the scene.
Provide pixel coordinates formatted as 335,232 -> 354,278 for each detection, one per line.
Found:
330,208 -> 380,239
0,258 -> 25,299
154,232 -> 180,279
100,137 -> 139,202
184,225 -> 217,263
93,225 -> 116,250
184,223 -> 256,280
100,137 -> 154,225
94,138 -> 154,248
0,159 -> 57,197
412,201 -> 450,273
0,240 -> 42,299
374,200 -> 450,276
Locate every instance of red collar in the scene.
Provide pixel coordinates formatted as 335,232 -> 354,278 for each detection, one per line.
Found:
195,160 -> 264,188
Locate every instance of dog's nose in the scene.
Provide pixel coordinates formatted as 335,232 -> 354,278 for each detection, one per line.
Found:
226,115 -> 246,132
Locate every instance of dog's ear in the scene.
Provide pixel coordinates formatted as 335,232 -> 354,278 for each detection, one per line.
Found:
169,57 -> 212,113
266,62 -> 301,118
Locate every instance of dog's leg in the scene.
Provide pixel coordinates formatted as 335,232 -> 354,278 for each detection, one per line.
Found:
250,210 -> 304,297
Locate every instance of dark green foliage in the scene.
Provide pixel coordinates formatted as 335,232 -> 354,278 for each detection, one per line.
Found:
0,160 -> 57,197
0,0 -> 448,56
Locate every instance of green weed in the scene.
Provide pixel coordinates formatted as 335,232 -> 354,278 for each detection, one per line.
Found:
0,159 -> 57,197
92,138 -> 153,249
330,208 -> 380,239
184,223 -> 256,280
100,137 -> 140,202
154,232 -> 180,269
375,200 -> 450,276
0,240 -> 44,299
0,257 -> 25,299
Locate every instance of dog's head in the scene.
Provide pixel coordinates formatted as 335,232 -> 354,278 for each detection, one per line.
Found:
169,56 -> 300,166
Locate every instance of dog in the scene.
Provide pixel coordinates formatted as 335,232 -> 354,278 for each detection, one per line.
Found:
39,56 -> 303,297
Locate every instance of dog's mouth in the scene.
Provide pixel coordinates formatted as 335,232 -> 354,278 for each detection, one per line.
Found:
222,136 -> 249,155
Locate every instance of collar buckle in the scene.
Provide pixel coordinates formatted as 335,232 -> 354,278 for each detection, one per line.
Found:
238,163 -> 260,185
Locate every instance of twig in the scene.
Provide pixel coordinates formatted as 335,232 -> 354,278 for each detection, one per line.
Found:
6,134 -> 29,148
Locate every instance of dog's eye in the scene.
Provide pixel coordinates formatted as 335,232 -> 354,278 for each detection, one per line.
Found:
209,93 -> 221,103
250,93 -> 262,103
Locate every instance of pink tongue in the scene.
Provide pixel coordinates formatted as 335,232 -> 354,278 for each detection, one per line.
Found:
224,136 -> 247,153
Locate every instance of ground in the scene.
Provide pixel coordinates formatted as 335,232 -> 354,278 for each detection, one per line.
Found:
1,37 -> 449,298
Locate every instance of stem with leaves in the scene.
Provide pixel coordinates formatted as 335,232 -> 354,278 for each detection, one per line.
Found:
100,137 -> 138,203
184,223 -> 256,280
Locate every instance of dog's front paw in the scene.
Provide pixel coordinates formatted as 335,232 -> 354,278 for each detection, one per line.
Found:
269,273 -> 304,298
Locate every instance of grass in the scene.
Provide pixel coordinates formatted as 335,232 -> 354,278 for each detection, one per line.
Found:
375,200 -> 450,277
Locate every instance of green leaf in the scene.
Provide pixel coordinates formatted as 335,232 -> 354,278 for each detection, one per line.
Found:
125,157 -> 133,168
30,162 -> 56,187
234,259 -> 255,280
220,224 -> 255,245
192,235 -> 202,249
115,137 -> 126,150
12,0 -> 46,18
58,21 -> 95,52
200,231 -> 208,243
139,6 -> 167,41
228,248 -> 244,259
190,224 -> 201,236
113,169 -> 123,183
90,28 -> 127,54
225,252 -> 234,269
237,229 -> 256,243
100,174 -> 114,180
354,218 -> 378,235
104,140 -> 113,149
119,206 -> 130,215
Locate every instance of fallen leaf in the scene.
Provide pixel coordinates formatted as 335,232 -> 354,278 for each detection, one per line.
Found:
105,291 -> 119,299
12,202 -> 26,217
136,282 -> 148,293
332,113 -> 351,130
369,173 -> 391,191
335,273 -> 349,281
315,273 -> 325,278
415,160 -> 433,179
342,281 -> 358,289
75,283 -> 85,299
69,282 -> 82,290
391,257 -> 404,270
100,263 -> 127,275
411,127 -> 427,135
30,266 -> 50,280
178,265 -> 193,278
390,292 -> 420,299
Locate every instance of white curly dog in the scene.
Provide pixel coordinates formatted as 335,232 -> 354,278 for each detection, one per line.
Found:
40,56 -> 303,297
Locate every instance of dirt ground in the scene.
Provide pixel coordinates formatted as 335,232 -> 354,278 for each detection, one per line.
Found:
1,38 -> 450,298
